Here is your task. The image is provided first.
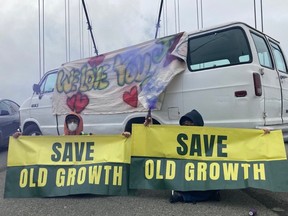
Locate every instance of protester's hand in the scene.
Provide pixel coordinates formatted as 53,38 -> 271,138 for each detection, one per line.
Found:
122,131 -> 131,138
144,117 -> 152,127
12,131 -> 22,139
263,128 -> 270,135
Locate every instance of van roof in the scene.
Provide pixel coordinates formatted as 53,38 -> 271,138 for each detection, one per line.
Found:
188,21 -> 280,44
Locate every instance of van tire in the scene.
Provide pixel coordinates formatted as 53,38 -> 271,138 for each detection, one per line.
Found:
23,124 -> 42,136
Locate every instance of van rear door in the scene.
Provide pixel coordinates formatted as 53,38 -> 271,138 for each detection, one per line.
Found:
268,40 -> 288,124
250,32 -> 282,126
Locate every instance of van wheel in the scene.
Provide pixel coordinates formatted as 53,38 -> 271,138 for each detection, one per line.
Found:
23,125 -> 42,136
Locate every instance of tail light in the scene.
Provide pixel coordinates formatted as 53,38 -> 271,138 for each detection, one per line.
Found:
253,73 -> 262,96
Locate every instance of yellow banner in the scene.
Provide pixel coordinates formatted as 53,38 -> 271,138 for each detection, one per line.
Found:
131,125 -> 286,161
8,135 -> 131,166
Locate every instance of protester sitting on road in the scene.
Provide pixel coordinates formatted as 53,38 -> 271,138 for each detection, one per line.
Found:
13,112 -> 84,138
169,109 -> 271,203
169,109 -> 221,204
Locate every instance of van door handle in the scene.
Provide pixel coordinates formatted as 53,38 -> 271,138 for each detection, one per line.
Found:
280,75 -> 288,79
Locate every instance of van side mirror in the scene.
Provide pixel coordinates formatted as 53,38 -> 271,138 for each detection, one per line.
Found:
33,84 -> 41,94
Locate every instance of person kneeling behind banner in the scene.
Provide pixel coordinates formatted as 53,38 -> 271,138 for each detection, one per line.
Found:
169,109 -> 221,204
13,112 -> 85,138
64,112 -> 84,135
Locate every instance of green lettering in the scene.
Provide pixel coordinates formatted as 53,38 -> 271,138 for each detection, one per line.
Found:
203,134 -> 215,157
190,134 -> 202,156
86,142 -> 94,160
176,133 -> 188,155
51,142 -> 61,162
75,142 -> 85,161
217,135 -> 228,157
63,142 -> 73,162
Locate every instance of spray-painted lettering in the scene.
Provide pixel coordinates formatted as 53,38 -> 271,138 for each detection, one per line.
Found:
56,65 -> 110,93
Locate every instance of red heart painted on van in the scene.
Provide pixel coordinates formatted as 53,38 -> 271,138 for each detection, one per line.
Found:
123,86 -> 138,108
67,92 -> 89,113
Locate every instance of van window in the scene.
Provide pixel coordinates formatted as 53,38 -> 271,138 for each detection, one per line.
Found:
187,27 -> 251,71
251,33 -> 273,69
269,41 -> 287,73
40,72 -> 57,94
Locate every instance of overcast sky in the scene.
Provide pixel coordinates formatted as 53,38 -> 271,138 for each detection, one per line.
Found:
1,0 -> 288,105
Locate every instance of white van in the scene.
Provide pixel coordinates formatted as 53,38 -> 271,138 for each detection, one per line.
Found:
20,22 -> 288,140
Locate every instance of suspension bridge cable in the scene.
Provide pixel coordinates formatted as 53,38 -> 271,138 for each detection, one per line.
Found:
155,0 -> 164,39
81,0 -> 98,56
38,0 -> 42,79
200,0 -> 203,29
174,0 -> 180,33
160,2 -> 164,37
260,0 -> 263,32
196,0 -> 203,29
68,0 -> 71,61
64,0 -> 71,62
80,0 -> 84,58
86,3 -> 95,57
82,5 -> 84,57
196,0 -> 199,30
254,0 -> 257,29
78,0 -> 82,58
174,0 -> 177,33
177,0 -> 180,32
65,0 -> 67,61
164,0 -> 168,36
42,0 -> 45,74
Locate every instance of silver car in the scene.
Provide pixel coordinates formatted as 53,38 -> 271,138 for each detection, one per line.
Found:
0,99 -> 20,149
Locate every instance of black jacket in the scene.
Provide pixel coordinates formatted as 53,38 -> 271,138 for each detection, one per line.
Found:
179,109 -> 204,126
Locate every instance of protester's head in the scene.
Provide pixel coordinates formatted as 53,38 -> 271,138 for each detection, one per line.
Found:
66,114 -> 79,130
64,112 -> 83,135
179,109 -> 204,126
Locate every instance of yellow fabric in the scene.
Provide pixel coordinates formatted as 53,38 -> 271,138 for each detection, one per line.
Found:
8,135 -> 131,166
131,125 -> 287,161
